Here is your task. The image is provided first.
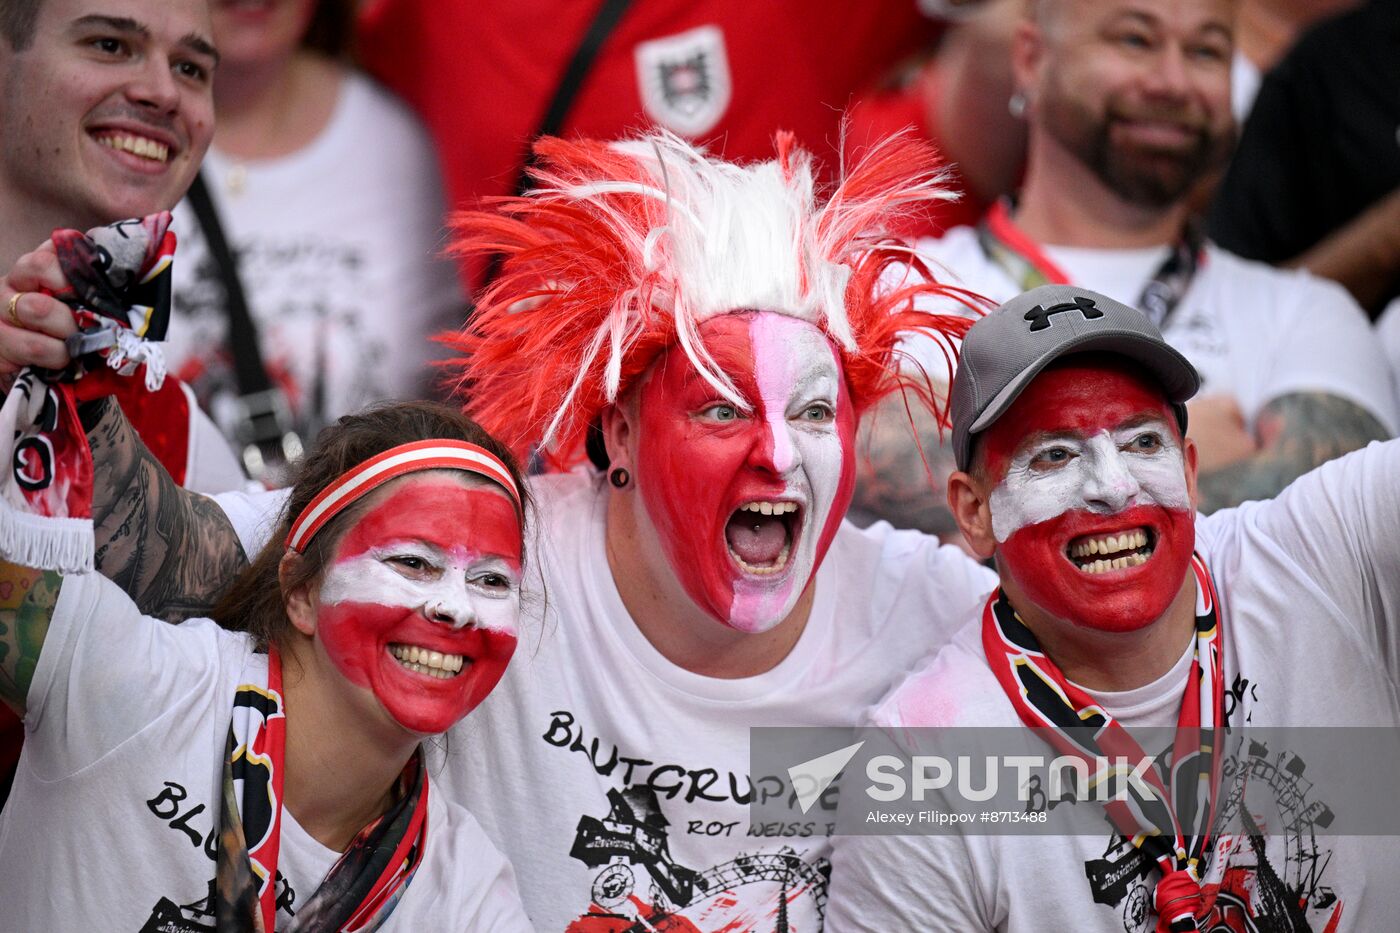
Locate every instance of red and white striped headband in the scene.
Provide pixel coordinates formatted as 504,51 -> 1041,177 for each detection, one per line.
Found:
285,440 -> 522,553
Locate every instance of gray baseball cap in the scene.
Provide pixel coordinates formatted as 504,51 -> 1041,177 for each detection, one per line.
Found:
949,284 -> 1200,471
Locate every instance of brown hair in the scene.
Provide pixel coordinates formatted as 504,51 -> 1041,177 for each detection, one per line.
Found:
212,401 -> 530,652
0,0 -> 40,51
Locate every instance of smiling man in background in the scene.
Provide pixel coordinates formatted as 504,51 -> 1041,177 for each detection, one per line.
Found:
0,0 -> 216,268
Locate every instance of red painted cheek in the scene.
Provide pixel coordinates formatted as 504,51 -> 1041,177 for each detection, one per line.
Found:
998,505 -> 1195,633
317,602 -> 518,734
635,333 -> 767,623
636,413 -> 752,621
318,601 -> 400,689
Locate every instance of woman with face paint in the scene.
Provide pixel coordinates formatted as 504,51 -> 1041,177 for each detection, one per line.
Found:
0,401 -> 534,930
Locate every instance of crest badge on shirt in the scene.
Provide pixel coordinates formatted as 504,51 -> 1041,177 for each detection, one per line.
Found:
634,25 -> 732,137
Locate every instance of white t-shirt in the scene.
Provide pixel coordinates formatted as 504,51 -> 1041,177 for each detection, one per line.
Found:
1231,49 -> 1263,125
182,382 -> 251,494
0,572 -> 531,931
912,227 -> 1399,435
1379,297 -> 1400,419
217,470 -> 998,929
826,439 -> 1400,932
168,71 -> 465,442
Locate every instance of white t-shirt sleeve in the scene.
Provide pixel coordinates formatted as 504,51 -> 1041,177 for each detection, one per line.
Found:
1242,439 -> 1400,676
23,572 -> 234,779
1252,270 -> 1399,433
180,383 -> 250,495
212,486 -> 292,557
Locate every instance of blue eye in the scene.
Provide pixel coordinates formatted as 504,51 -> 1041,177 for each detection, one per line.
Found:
799,403 -> 834,423
701,404 -> 739,422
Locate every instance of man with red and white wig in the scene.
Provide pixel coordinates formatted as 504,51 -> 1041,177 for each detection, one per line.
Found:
423,130 -> 995,929
827,285 -> 1400,931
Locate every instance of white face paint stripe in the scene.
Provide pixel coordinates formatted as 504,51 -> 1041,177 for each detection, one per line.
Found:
753,316 -> 800,474
727,315 -> 849,632
319,549 -> 520,636
989,420 -> 1190,543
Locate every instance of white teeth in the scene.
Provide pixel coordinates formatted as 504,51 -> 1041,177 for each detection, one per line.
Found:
97,133 -> 170,163
732,541 -> 791,576
1069,528 -> 1154,559
1076,552 -> 1150,574
738,501 -> 798,515
389,644 -> 464,676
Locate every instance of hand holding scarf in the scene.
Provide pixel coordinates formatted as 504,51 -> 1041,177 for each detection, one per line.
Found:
0,213 -> 177,573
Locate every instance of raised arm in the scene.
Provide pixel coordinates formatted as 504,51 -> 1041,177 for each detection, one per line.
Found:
1195,391 -> 1390,513
851,392 -> 962,538
83,397 -> 248,622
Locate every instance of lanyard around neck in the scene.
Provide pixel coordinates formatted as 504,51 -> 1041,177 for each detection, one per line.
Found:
976,199 -> 1204,331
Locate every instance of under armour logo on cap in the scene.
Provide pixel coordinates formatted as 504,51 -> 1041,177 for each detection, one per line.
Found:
1023,295 -> 1103,332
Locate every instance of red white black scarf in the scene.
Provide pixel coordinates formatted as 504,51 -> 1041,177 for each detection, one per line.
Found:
216,647 -> 430,932
981,554 -> 1225,932
0,214 -> 177,573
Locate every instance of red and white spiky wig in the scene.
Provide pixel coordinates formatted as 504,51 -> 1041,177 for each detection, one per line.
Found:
443,130 -> 983,469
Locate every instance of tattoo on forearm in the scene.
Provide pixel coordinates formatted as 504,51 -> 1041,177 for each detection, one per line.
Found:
851,394 -> 961,536
84,398 -> 248,622
1196,392 -> 1389,513
0,568 -> 62,714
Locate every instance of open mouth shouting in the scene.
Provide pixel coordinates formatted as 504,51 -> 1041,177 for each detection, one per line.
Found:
725,500 -> 803,576
1066,527 -> 1155,574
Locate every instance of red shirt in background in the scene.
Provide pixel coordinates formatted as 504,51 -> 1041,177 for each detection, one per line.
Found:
843,64 -> 989,241
357,0 -> 943,286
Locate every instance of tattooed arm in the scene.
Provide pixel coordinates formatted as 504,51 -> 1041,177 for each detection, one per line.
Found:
0,566 -> 62,715
1195,392 -> 1391,513
851,393 -> 962,538
83,398 -> 248,622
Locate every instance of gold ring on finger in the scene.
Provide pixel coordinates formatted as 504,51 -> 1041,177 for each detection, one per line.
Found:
6,292 -> 23,327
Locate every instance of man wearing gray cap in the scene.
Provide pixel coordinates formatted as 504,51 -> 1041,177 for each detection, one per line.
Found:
827,285 -> 1400,931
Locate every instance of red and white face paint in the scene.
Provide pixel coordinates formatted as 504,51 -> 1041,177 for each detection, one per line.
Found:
634,312 -> 856,632
981,362 -> 1194,633
314,474 -> 522,735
